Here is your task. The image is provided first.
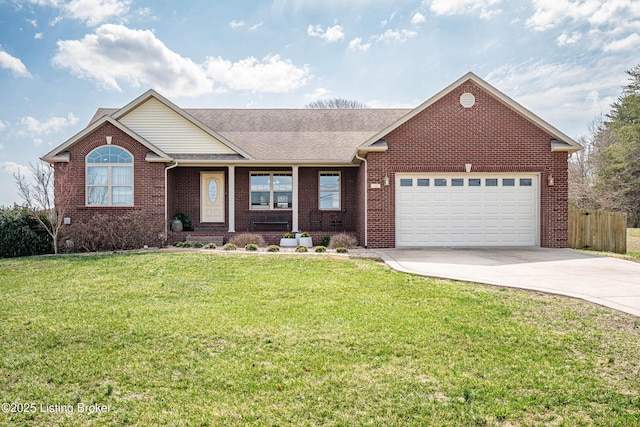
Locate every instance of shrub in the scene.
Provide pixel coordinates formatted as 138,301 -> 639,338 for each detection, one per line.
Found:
172,213 -> 193,231
230,233 -> 266,247
181,242 -> 193,248
222,243 -> 237,251
192,242 -> 203,248
336,247 -> 348,253
328,233 -> 358,249
0,205 -> 51,258
295,245 -> 308,252
300,231 -> 310,237
63,211 -> 163,252
203,243 -> 217,249
267,245 -> 280,252
173,241 -> 184,247
314,245 -> 327,253
245,244 -> 258,251
319,236 -> 331,247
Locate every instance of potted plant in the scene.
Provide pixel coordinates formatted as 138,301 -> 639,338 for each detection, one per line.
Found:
298,231 -> 312,248
280,232 -> 297,247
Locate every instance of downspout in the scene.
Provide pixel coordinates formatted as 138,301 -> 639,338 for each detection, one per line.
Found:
355,152 -> 368,248
164,161 -> 179,244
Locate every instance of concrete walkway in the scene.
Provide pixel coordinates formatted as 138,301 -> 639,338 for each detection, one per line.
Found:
377,248 -> 640,317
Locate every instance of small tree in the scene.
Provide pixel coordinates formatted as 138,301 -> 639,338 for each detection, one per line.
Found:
14,162 -> 74,254
305,98 -> 368,109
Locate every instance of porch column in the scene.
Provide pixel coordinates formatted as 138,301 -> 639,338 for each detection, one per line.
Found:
228,165 -> 235,232
292,165 -> 299,232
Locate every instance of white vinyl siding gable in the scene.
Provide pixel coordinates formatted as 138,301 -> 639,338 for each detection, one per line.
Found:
119,98 -> 238,155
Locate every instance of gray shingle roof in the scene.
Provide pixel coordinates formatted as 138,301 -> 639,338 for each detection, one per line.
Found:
91,107 -> 410,161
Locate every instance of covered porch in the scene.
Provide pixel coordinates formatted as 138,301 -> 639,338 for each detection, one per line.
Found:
166,164 -> 361,245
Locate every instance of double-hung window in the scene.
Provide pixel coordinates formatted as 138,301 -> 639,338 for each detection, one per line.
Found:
86,146 -> 133,206
250,172 -> 292,209
319,172 -> 340,210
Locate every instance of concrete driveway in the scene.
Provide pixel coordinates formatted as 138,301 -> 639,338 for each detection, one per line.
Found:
377,248 -> 640,317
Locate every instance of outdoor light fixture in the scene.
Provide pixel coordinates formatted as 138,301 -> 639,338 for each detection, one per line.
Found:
383,176 -> 390,186
548,174 -> 554,186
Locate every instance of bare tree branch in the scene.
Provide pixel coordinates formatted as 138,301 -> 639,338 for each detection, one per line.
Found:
305,98 -> 368,109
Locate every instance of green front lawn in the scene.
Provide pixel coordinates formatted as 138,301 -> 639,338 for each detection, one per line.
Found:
1,252 -> 639,426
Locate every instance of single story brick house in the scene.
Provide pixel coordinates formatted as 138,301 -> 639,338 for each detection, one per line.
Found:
42,72 -> 581,248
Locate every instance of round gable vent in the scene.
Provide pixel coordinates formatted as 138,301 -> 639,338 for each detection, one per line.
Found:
460,92 -> 475,108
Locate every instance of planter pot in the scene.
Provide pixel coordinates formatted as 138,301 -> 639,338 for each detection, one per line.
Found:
170,219 -> 183,232
298,237 -> 312,247
280,238 -> 297,247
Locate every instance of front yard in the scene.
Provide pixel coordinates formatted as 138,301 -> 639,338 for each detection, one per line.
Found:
1,252 -> 639,426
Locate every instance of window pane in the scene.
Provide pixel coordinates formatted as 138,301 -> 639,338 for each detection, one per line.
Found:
87,146 -> 132,163
320,174 -> 340,191
320,192 -> 340,209
251,192 -> 270,208
469,178 -> 481,186
400,178 -> 413,187
250,174 -> 270,191
452,178 -> 464,187
208,180 -> 218,203
87,167 -> 108,185
273,174 -> 292,190
417,178 -> 430,187
486,178 -> 498,186
274,192 -> 292,209
87,186 -> 108,205
503,178 -> 515,186
435,179 -> 447,187
112,166 -> 132,185
112,187 -> 133,205
520,178 -> 532,186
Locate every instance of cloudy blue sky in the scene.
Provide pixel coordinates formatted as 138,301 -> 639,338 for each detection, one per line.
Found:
0,0 -> 638,206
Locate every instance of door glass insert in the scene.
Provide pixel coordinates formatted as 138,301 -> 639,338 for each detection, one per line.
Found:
208,179 -> 218,203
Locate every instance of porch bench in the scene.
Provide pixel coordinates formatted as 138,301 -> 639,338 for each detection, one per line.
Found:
251,213 -> 290,231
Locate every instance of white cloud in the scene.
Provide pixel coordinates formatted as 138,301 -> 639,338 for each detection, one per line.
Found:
27,0 -> 130,26
527,0 -> 640,31
52,24 -> 213,97
556,31 -> 582,46
35,32 -> 44,39
427,0 -> 502,18
0,161 -> 32,178
602,32 -> 640,51
204,55 -> 310,93
27,19 -> 38,27
485,60 -> 627,137
0,120 -> 5,131
249,22 -> 263,30
305,87 -> 331,102
0,50 -> 32,78
307,24 -> 345,42
65,0 -> 131,26
411,12 -> 427,24
21,113 -> 79,135
348,37 -> 371,51
372,28 -> 417,43
229,20 -> 245,28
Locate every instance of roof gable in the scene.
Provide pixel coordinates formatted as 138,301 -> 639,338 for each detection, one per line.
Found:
41,115 -> 171,163
114,90 -> 252,158
359,72 -> 582,154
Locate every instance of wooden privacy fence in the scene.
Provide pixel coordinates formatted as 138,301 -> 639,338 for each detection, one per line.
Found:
568,208 -> 627,254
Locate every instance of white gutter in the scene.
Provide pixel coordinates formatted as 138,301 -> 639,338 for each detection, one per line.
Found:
164,162 -> 179,243
355,152 -> 368,248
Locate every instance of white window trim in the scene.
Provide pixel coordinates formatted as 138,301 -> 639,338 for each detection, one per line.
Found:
85,145 -> 134,206
249,171 -> 293,210
319,171 -> 341,210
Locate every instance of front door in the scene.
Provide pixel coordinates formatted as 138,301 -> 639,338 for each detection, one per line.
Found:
201,172 -> 225,223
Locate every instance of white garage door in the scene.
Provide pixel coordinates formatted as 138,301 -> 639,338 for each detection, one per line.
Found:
396,174 -> 538,247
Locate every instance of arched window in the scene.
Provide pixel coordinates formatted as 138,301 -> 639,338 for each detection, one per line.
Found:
86,146 -> 133,206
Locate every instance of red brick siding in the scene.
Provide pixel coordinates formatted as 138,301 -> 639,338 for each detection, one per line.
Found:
168,167 -> 228,228
54,122 -> 165,244
365,81 -> 569,248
